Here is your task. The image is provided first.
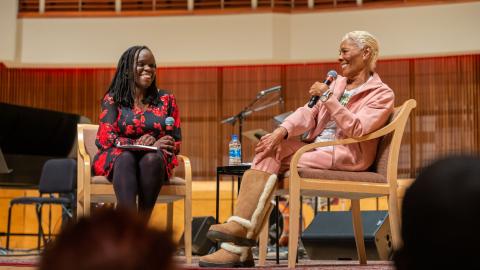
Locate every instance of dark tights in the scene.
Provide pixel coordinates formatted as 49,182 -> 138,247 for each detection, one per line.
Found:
112,151 -> 167,216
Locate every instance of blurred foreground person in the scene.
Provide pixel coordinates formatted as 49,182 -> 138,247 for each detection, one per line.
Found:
394,156 -> 480,270
39,208 -> 177,270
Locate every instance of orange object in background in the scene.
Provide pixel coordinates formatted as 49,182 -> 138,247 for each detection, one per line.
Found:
276,200 -> 306,247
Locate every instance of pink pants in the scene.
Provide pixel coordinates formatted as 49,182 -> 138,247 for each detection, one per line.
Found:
251,139 -> 333,175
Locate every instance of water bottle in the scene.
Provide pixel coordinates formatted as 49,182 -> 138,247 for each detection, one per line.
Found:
228,134 -> 242,166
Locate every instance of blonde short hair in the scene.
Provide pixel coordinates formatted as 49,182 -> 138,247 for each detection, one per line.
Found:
341,31 -> 379,71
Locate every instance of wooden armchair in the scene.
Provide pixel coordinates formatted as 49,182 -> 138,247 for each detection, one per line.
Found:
257,99 -> 416,267
76,124 -> 192,264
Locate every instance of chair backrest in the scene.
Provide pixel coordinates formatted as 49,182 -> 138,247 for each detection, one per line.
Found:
371,99 -> 416,181
371,113 -> 396,177
80,124 -> 99,162
66,115 -> 92,159
39,158 -> 77,194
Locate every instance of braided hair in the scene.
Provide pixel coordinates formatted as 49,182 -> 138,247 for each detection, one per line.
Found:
106,45 -> 159,108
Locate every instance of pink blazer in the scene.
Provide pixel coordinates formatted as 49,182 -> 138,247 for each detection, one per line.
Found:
280,73 -> 394,171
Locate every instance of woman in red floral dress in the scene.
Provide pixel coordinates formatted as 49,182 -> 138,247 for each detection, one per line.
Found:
92,46 -> 181,216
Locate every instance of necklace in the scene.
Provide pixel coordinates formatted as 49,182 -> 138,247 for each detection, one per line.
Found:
339,76 -> 372,106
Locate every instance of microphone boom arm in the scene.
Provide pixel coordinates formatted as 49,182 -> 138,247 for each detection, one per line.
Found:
220,86 -> 283,162
220,98 -> 283,125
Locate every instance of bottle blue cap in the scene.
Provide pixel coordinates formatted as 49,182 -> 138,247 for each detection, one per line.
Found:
231,134 -> 238,140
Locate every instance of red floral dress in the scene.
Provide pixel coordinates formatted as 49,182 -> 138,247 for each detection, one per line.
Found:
92,90 -> 181,180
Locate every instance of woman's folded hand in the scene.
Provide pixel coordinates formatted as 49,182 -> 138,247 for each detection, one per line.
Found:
136,134 -> 156,146
153,135 -> 175,154
254,127 -> 287,164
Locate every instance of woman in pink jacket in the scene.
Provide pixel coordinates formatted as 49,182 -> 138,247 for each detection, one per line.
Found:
200,30 -> 395,268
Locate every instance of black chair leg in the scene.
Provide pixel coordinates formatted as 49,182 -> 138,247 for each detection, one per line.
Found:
35,204 -> 47,249
6,204 -> 14,250
296,196 -> 304,264
61,204 -> 73,223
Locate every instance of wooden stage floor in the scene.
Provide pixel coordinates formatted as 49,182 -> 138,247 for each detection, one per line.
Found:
0,254 -> 394,270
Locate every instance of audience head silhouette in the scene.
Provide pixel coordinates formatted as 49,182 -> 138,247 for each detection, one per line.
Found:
394,155 -> 480,269
39,208 -> 177,270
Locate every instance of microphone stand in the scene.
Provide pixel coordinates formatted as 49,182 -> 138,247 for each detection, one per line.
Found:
221,93 -> 284,162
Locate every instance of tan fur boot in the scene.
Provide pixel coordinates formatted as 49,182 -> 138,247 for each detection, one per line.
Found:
207,169 -> 277,246
198,243 -> 254,268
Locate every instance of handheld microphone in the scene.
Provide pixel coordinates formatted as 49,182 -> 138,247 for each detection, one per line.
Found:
307,70 -> 338,108
257,85 -> 281,98
165,116 -> 175,135
165,116 -> 175,162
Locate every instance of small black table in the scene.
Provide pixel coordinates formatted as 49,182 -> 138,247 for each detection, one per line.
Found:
215,164 -> 251,224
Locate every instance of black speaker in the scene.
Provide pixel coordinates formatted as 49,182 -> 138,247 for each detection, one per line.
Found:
301,211 -> 392,260
179,216 -> 216,256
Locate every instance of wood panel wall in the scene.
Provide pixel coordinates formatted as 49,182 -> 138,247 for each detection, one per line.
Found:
1,54 -> 479,178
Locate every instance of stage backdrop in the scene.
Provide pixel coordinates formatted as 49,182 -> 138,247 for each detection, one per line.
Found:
1,54 -> 479,178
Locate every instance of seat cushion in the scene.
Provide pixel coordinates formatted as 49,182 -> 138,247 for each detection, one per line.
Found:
91,176 -> 185,185
283,168 -> 386,183
91,176 -> 110,184
169,176 -> 186,185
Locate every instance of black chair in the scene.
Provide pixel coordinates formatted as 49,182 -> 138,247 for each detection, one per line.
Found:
6,158 -> 76,250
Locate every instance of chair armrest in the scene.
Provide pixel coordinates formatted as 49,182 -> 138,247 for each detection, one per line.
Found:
77,144 -> 91,170
176,155 -> 192,190
289,99 -> 417,178
77,131 -> 92,179
77,125 -> 93,198
289,118 -> 396,178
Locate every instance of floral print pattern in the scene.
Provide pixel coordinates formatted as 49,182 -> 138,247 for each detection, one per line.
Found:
92,90 -> 182,179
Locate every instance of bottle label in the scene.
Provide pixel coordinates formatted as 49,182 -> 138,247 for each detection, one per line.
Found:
229,138 -> 241,165
235,148 -> 241,158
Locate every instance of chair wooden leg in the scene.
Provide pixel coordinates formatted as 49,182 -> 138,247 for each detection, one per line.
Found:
184,197 -> 192,265
388,195 -> 402,250
351,199 -> 367,265
288,182 -> 301,269
76,198 -> 84,218
84,193 -> 91,216
166,202 -> 174,232
258,219 -> 269,266
257,202 -> 274,266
